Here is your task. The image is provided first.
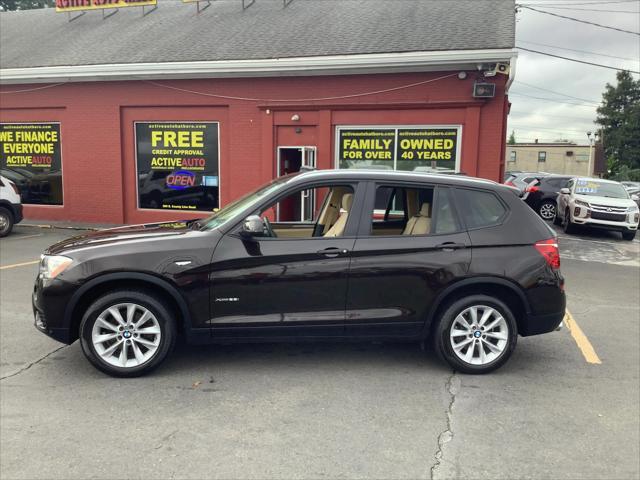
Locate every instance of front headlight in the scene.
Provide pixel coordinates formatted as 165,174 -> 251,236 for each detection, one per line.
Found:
39,255 -> 73,280
628,204 -> 639,212
575,199 -> 590,208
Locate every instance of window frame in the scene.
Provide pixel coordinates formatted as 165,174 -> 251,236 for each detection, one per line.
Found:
334,124 -> 463,173
538,151 -> 547,163
356,180 -> 465,238
509,150 -> 517,162
226,180 -> 364,240
452,187 -> 510,231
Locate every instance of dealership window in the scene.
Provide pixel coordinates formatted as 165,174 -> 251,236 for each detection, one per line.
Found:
509,151 -> 517,162
0,123 -> 63,205
135,122 -> 219,211
538,151 -> 547,162
336,126 -> 460,174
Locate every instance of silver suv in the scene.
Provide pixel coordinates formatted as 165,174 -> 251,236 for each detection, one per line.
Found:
555,177 -> 639,241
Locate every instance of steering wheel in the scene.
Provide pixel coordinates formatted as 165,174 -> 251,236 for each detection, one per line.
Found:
263,216 -> 277,238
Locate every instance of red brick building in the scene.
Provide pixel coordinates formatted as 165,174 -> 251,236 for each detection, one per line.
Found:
0,0 -> 516,224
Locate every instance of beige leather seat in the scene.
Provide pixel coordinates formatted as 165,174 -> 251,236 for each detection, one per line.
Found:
324,193 -> 353,237
403,203 -> 431,235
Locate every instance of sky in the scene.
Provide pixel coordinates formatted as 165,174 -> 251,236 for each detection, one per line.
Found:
508,0 -> 640,145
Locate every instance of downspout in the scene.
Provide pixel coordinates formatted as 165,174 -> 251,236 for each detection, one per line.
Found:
505,52 -> 518,92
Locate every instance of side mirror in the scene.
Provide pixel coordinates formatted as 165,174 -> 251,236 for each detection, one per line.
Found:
560,188 -> 570,195
632,194 -> 639,202
240,215 -> 263,238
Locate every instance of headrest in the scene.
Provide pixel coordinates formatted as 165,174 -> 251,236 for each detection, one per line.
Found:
419,203 -> 431,216
342,193 -> 354,211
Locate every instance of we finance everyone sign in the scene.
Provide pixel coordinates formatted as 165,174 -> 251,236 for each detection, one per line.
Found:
55,0 -> 156,13
0,123 -> 64,205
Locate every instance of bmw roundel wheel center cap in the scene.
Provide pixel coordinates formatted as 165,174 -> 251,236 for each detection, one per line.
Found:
474,330 -> 482,338
123,330 -> 132,339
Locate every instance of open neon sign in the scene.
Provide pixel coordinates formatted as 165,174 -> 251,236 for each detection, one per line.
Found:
166,170 -> 196,190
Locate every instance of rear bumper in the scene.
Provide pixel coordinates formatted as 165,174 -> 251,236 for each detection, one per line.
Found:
521,310 -> 565,336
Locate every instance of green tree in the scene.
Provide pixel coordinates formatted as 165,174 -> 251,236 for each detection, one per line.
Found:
507,130 -> 516,144
0,0 -> 53,10
596,70 -> 640,178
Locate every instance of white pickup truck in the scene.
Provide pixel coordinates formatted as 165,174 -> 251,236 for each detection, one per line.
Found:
555,177 -> 639,241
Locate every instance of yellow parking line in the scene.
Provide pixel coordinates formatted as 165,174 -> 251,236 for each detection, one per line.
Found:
564,310 -> 602,364
0,260 -> 40,270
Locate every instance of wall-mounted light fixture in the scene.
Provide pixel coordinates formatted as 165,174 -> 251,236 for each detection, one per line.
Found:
291,114 -> 300,122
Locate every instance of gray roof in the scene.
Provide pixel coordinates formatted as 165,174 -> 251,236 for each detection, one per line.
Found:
0,0 -> 515,69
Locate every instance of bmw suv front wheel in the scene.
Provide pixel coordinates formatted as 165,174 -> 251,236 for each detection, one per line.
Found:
433,295 -> 518,374
79,290 -> 177,377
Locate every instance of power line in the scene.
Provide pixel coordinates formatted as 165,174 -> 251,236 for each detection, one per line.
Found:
510,92 -> 599,106
518,40 -> 639,61
530,5 -> 639,12
508,124 -> 594,133
510,111 -> 596,121
517,47 -> 640,74
514,81 -> 600,104
522,1 -> 640,6
518,5 -> 640,35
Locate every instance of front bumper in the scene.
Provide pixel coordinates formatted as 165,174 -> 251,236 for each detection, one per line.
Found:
32,276 -> 75,344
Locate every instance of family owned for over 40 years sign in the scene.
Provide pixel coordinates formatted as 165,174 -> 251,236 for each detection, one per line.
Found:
337,126 -> 460,171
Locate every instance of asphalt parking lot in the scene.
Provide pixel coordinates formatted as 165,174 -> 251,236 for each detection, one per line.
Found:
1,225 -> 638,480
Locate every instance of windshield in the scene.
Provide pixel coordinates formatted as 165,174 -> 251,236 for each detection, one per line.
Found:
199,175 -> 293,230
574,179 -> 629,199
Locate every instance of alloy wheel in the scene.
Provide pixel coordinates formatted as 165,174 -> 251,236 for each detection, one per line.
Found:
91,303 -> 161,368
449,305 -> 509,366
539,203 -> 556,220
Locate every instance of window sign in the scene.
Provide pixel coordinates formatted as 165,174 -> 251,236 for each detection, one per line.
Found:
135,122 -> 219,211
0,123 -> 63,205
336,126 -> 461,173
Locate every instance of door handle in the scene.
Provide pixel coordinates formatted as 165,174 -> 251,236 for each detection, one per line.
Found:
317,247 -> 349,257
435,242 -> 466,251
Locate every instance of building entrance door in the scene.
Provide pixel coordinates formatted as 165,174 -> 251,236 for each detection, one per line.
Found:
276,146 -> 317,222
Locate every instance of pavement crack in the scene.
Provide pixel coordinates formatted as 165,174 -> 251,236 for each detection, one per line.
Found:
0,345 -> 68,381
430,370 -> 460,480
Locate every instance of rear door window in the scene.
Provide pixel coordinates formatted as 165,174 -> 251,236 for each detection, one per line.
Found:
455,189 -> 507,229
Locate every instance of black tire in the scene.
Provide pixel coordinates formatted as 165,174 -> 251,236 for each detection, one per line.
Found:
563,208 -> 576,234
432,295 -> 518,374
79,290 -> 177,377
0,207 -> 14,237
538,200 -> 557,221
622,230 -> 636,241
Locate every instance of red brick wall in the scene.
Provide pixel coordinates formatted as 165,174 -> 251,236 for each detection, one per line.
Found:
0,72 -> 508,224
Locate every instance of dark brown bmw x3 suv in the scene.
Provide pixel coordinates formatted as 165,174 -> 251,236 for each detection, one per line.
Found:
33,170 -> 565,377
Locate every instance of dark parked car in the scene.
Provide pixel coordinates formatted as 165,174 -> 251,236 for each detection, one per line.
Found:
522,175 -> 573,220
33,170 -> 565,377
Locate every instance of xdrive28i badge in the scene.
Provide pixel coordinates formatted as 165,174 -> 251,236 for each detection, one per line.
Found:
215,298 -> 239,302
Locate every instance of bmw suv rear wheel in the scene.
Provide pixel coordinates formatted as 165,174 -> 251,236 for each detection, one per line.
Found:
79,290 -> 177,377
433,295 -> 517,374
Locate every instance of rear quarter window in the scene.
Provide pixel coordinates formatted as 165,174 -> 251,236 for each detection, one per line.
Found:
456,188 -> 507,229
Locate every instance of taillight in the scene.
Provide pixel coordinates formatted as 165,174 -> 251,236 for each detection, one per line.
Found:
535,238 -> 560,270
525,185 -> 540,193
505,181 -> 515,187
